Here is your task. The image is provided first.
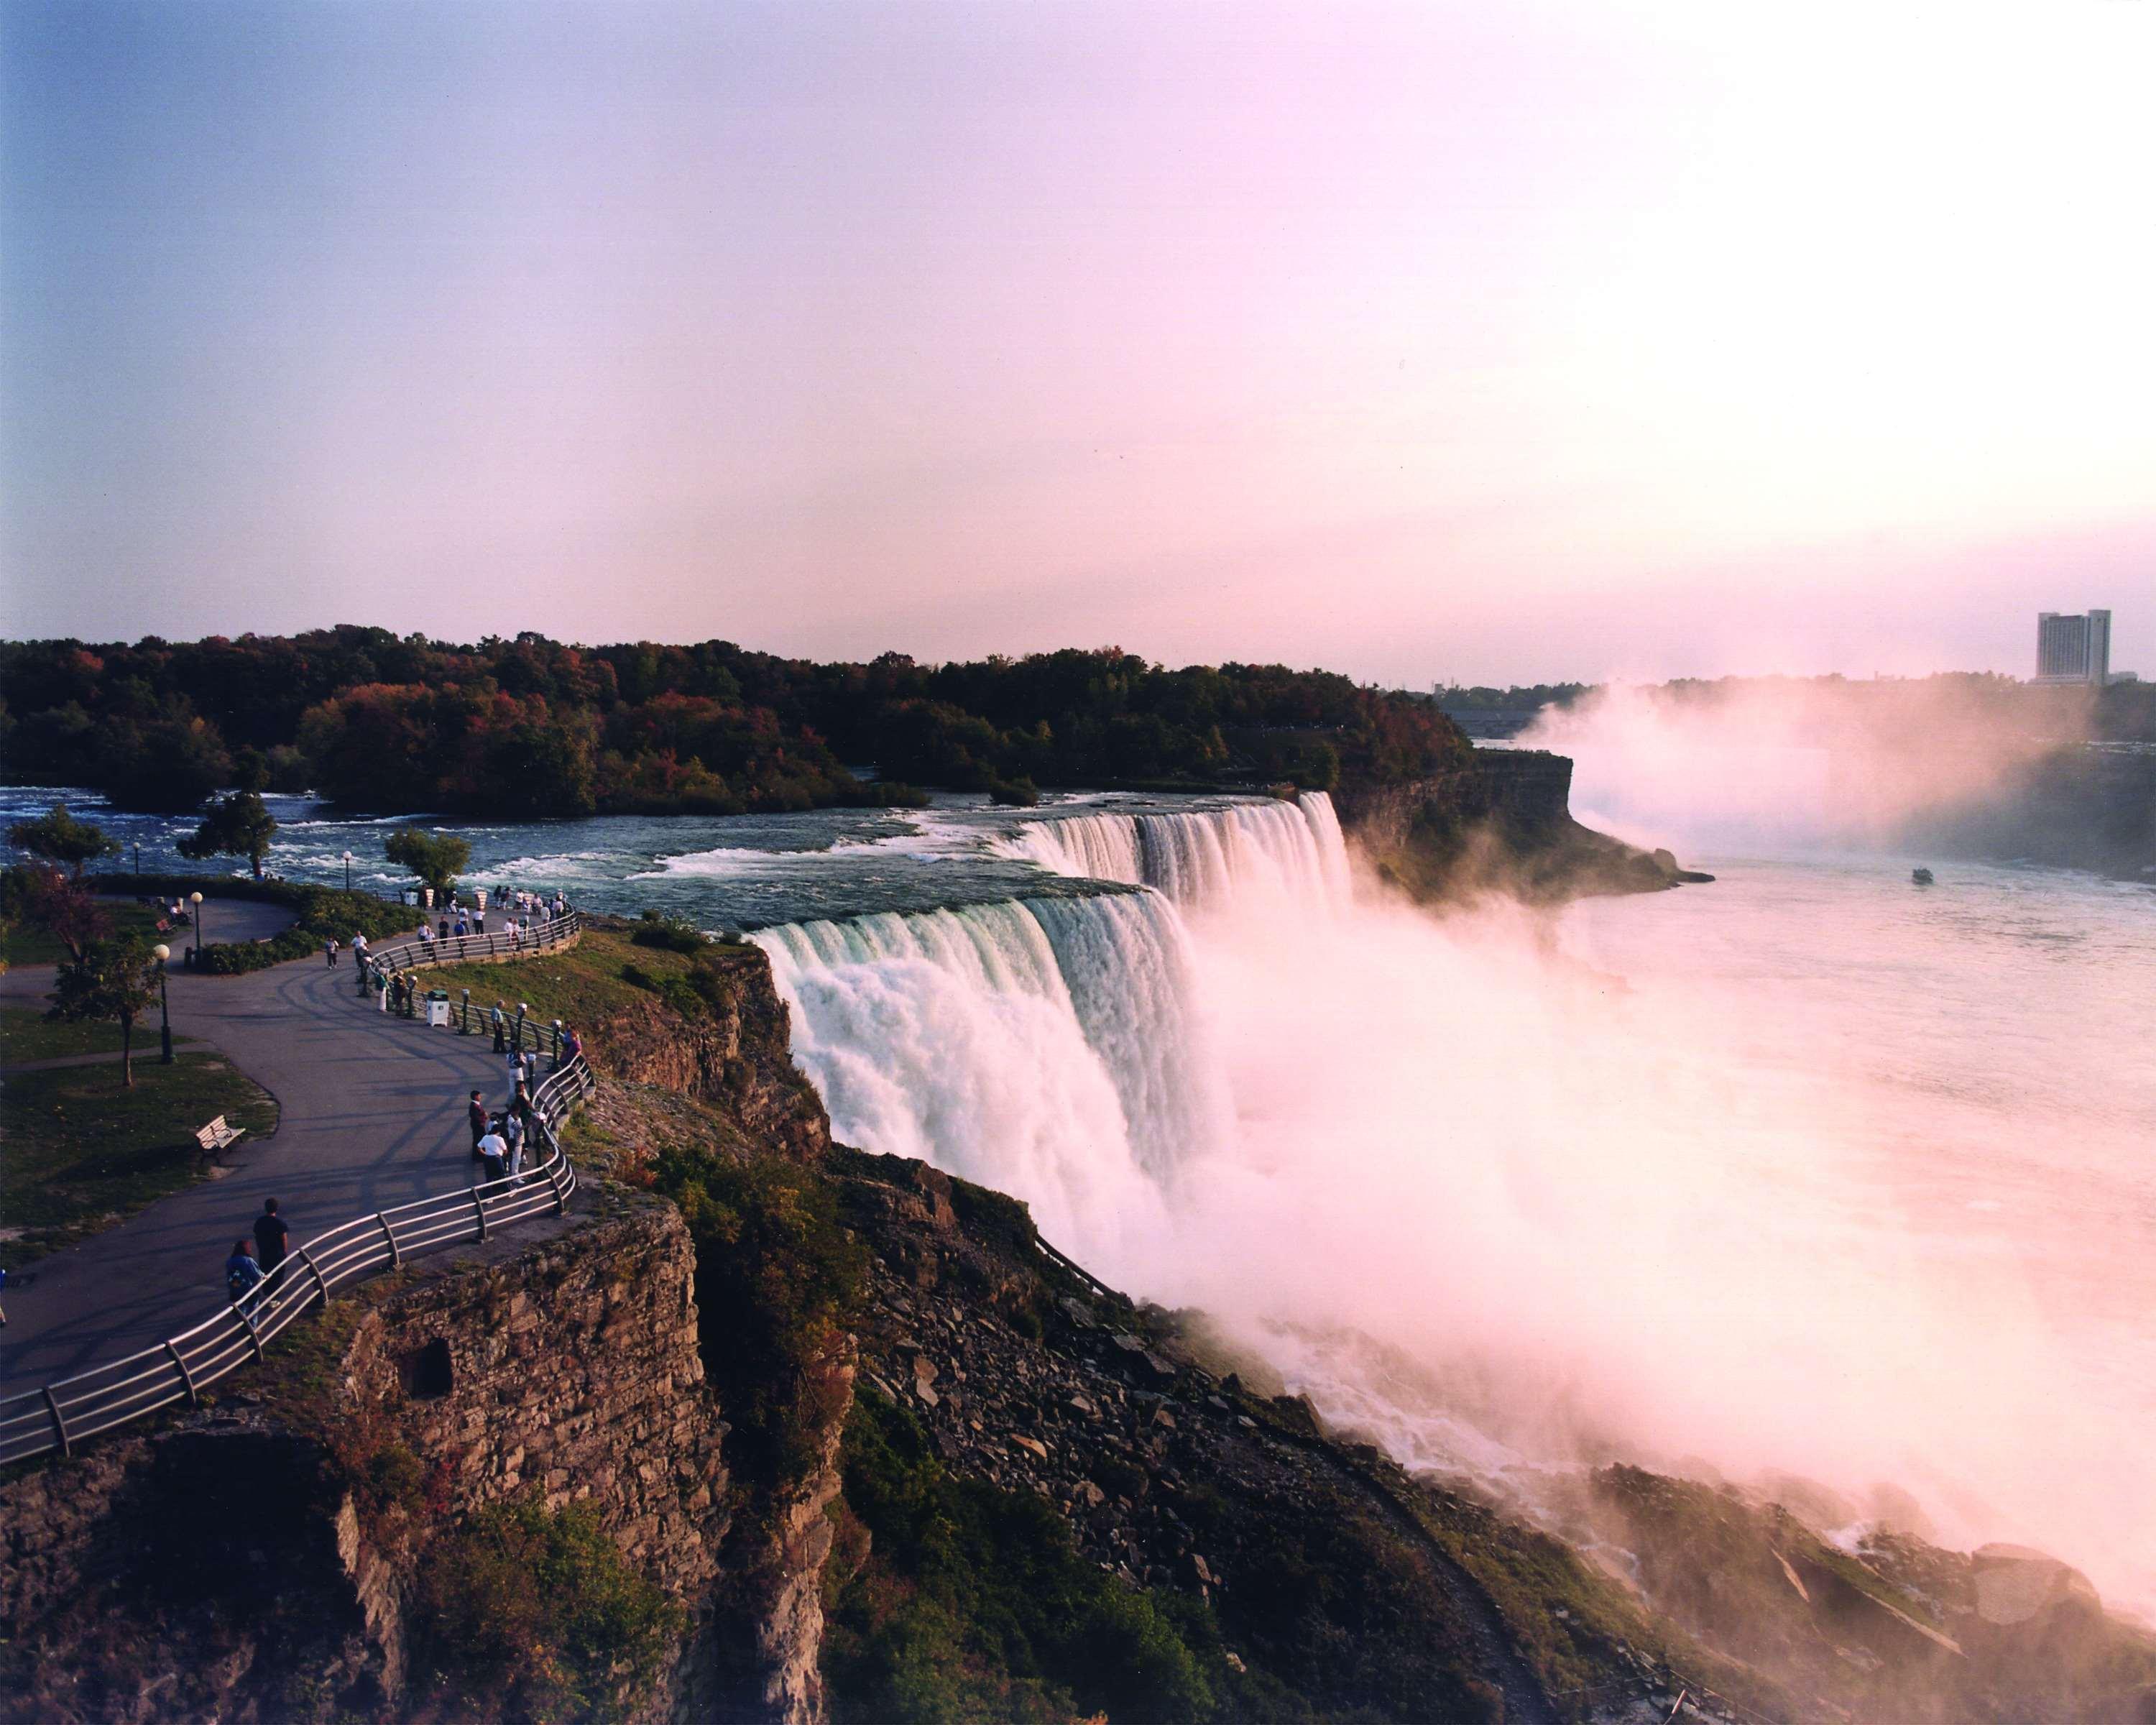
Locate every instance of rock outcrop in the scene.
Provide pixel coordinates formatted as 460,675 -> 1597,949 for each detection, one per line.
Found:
1335,749 -> 1710,904
578,939 -> 830,1163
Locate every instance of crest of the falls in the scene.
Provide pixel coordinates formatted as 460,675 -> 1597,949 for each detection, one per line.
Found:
998,791 -> 1352,913
747,794 -> 1348,1254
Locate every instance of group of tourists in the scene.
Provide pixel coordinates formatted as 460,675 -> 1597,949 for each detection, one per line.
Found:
469,1080 -> 536,1186
407,888 -> 571,952
222,1197 -> 289,1310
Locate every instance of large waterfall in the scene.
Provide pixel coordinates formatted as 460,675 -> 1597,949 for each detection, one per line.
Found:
750,793 -> 1348,1250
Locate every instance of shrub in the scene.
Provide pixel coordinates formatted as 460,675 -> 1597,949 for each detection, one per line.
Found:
185,885 -> 415,974
410,1496 -> 682,1725
630,909 -> 707,953
826,1392 -> 1217,1725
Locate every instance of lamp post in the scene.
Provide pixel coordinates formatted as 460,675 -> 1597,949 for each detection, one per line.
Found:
341,850 -> 354,893
189,891 -> 205,964
153,943 -> 172,1063
515,1000 -> 528,1052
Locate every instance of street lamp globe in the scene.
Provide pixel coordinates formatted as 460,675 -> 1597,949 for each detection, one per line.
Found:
153,943 -> 170,962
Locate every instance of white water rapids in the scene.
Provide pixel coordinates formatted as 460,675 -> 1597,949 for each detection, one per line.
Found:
751,790 -> 2156,1620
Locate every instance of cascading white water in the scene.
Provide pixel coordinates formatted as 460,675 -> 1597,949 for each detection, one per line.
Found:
1000,791 -> 1352,913
750,793 -> 1346,1259
752,786 -> 2156,1614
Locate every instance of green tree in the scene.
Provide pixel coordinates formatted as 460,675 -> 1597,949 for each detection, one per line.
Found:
48,939 -> 161,1087
385,828 -> 471,901
8,804 -> 117,877
175,791 -> 279,880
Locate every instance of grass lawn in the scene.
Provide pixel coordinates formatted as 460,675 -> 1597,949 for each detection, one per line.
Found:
418,921 -> 760,1033
0,898 -> 165,970
0,1004 -> 166,1064
0,1052 -> 279,1264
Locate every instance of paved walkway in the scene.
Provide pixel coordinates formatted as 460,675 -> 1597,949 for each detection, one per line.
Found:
0,947 -> 536,1398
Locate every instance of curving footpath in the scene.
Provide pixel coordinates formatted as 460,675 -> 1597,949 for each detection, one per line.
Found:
0,924 -> 574,1402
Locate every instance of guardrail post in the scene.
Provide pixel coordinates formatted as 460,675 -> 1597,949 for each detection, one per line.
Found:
235,1305 -> 264,1363
164,1340 -> 201,1407
301,1246 -> 331,1312
42,1387 -> 71,1458
546,1158 -> 568,1215
473,1190 -> 489,1241
378,1212 -> 402,1267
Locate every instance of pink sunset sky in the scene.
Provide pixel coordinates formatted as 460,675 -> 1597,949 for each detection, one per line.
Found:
3,0 -> 2151,684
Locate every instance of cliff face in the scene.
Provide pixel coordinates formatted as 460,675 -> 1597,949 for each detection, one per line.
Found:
0,1200 -> 734,1725
581,942 -> 831,1164
1337,749 -> 1710,903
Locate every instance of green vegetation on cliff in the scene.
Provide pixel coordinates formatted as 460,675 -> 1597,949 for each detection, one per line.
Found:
410,1496 -> 684,1725
825,1391 -> 1220,1725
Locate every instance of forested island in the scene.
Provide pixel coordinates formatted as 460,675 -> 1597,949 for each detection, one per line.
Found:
0,630 -> 1469,816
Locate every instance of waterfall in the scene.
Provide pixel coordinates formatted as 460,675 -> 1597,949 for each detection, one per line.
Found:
748,794 -> 1347,1251
753,890 -> 1231,1254
998,791 -> 1352,912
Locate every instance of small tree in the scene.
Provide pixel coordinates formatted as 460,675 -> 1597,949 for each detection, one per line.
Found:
176,791 -> 279,880
386,829 -> 471,901
48,939 -> 161,1087
20,865 -> 110,965
8,804 -> 117,878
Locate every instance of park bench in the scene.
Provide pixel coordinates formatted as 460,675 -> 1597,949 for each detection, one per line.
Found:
194,1115 -> 247,1163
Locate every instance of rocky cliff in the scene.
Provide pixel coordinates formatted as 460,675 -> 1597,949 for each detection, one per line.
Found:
0,1197 -> 736,1724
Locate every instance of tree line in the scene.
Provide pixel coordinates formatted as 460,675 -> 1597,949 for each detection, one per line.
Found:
0,629 -> 1472,816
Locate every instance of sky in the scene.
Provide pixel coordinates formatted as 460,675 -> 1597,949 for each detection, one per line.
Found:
3,0 -> 2152,686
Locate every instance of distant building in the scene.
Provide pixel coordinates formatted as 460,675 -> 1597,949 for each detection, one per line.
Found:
2034,610 -> 2111,684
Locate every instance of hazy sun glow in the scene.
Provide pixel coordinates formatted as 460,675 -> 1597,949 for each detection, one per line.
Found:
3,0 -> 2150,678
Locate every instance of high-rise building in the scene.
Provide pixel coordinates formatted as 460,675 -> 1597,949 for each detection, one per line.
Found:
2035,610 -> 2111,684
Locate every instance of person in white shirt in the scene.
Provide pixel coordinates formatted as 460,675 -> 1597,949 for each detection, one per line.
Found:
475,1125 -> 508,1184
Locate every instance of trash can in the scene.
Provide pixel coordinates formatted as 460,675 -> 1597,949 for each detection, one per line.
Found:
425,989 -> 453,1028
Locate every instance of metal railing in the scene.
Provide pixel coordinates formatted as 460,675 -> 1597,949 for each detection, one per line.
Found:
361,911 -> 584,1051
0,1031 -> 596,1468
365,908 -> 583,981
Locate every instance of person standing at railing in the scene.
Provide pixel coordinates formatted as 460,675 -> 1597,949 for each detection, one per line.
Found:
502,1107 -> 526,1177
491,1001 -> 507,1052
351,931 -> 369,967
476,1121 -> 508,1186
225,1239 -> 264,1312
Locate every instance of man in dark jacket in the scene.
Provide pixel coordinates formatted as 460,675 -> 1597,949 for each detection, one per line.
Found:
252,1198 -> 290,1287
468,1090 -> 489,1154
